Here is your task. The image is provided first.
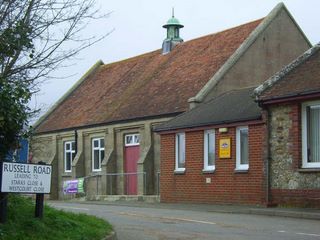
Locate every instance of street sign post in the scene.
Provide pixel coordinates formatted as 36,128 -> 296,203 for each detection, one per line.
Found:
0,161 -> 52,222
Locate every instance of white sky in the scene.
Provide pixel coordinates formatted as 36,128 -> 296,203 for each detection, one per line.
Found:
31,0 -> 320,118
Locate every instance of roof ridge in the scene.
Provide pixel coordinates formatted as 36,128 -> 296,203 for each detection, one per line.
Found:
254,43 -> 320,98
189,2 -> 309,105
182,18 -> 264,44
100,18 -> 264,69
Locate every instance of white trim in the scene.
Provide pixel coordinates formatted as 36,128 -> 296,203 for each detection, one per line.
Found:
301,100 -> 320,168
92,138 -> 105,172
125,134 -> 140,146
236,126 -> 249,170
203,130 -> 215,171
64,141 -> 75,173
175,133 -> 185,172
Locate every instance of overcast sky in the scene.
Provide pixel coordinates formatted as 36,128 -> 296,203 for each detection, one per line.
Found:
31,0 -> 320,118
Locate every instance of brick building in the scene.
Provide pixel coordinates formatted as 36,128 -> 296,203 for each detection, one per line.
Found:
254,43 -> 320,207
156,40 -> 320,208
32,3 -> 310,200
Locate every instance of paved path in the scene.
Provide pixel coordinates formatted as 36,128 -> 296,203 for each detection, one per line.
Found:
49,201 -> 320,240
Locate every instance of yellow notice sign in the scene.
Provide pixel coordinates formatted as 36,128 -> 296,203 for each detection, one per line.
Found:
219,138 -> 231,158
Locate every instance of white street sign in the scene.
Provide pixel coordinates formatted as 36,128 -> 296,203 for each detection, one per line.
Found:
1,162 -> 52,194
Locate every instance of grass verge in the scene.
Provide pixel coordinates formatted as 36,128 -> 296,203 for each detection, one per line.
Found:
0,194 -> 112,240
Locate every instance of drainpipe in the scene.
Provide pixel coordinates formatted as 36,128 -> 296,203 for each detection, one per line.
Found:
74,130 -> 78,156
259,103 -> 271,206
265,108 -> 271,206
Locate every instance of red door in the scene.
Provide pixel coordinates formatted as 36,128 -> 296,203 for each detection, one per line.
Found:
124,134 -> 140,195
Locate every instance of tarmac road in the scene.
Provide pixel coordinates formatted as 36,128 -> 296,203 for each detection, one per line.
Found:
49,201 -> 320,240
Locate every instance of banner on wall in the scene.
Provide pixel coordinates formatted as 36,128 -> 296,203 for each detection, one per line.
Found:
63,178 -> 84,194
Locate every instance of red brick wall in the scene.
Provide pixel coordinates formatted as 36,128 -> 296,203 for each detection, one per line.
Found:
160,123 -> 267,205
271,189 -> 320,208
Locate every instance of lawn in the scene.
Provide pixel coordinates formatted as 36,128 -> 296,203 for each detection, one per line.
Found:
0,194 -> 112,240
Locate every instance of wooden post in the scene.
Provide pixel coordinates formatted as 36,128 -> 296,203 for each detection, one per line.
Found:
35,161 -> 46,219
0,192 -> 8,223
35,193 -> 44,218
0,162 -> 7,224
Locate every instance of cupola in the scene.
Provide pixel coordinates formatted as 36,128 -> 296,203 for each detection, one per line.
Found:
162,9 -> 184,54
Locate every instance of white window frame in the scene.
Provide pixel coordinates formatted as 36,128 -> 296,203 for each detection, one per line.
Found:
92,138 -> 105,172
236,126 -> 249,170
64,141 -> 75,173
175,132 -> 185,172
302,100 -> 320,168
203,130 -> 215,171
125,134 -> 140,146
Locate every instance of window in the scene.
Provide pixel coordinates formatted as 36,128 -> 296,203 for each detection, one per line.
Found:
125,134 -> 140,146
236,126 -> 249,170
92,138 -> 105,171
175,133 -> 185,172
302,101 -> 320,168
204,130 -> 215,171
64,141 -> 75,172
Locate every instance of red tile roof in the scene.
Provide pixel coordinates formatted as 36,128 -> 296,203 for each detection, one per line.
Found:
257,45 -> 320,101
36,19 -> 263,133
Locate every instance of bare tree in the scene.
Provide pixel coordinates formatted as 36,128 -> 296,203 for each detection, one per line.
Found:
0,0 -> 111,159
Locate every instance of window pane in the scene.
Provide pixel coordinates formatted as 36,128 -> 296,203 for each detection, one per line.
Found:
240,129 -> 248,164
100,139 -> 104,148
134,135 -> 140,144
93,139 -> 98,148
66,143 -> 70,151
126,135 -> 133,144
178,134 -> 185,168
208,132 -> 215,166
101,149 -> 105,162
308,107 -> 320,163
94,150 -> 99,169
66,153 -> 71,171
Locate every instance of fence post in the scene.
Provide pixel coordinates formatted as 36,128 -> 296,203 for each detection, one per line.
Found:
144,172 -> 147,195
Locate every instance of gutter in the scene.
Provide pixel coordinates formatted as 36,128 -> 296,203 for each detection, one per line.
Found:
34,112 -> 183,136
155,116 -> 263,134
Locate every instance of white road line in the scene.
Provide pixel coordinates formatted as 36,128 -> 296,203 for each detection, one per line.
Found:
165,217 -> 216,225
118,211 -> 216,225
296,232 -> 320,237
277,230 -> 287,233
56,206 -> 89,211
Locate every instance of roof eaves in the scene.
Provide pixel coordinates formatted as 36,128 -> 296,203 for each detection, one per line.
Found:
255,89 -> 320,104
33,60 -> 104,130
189,2 -> 302,105
35,111 -> 183,135
154,115 -> 262,133
254,43 -> 320,100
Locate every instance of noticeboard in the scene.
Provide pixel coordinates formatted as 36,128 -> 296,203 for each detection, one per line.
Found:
0,162 -> 52,194
219,138 -> 231,159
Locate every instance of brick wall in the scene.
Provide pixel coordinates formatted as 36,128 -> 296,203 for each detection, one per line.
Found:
160,123 -> 267,205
